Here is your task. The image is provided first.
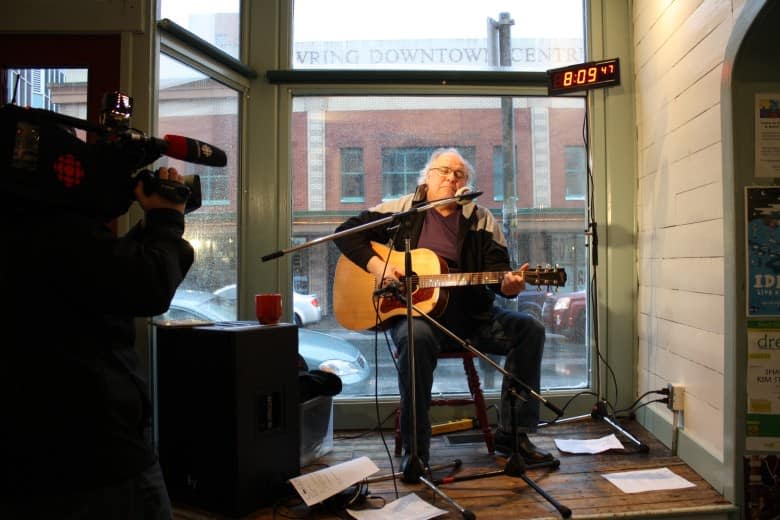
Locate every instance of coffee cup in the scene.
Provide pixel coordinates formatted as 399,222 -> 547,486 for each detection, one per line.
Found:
255,293 -> 282,325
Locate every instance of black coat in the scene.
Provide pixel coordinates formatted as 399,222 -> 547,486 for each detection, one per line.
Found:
0,204 -> 194,497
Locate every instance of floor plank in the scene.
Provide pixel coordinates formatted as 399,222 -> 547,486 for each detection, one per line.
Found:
173,418 -> 736,519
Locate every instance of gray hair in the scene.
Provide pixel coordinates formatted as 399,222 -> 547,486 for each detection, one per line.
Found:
417,147 -> 474,187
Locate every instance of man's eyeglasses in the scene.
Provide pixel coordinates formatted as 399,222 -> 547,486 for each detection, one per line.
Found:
429,166 -> 467,180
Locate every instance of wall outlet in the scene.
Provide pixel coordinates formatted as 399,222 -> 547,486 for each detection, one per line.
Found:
667,383 -> 685,412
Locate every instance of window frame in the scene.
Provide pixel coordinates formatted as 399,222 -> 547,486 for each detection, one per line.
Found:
339,147 -> 365,203
253,0 -> 636,429
564,144 -> 586,201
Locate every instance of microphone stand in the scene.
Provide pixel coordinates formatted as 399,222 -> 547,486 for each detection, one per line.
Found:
384,290 -> 570,519
542,221 -> 649,453
400,234 -> 428,483
260,190 -> 479,499
261,191 -> 482,263
262,189 -> 570,517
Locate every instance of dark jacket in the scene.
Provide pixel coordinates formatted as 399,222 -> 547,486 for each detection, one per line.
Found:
0,204 -> 194,497
334,185 -> 514,320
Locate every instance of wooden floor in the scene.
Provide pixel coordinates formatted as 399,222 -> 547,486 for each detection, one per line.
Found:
173,418 -> 737,520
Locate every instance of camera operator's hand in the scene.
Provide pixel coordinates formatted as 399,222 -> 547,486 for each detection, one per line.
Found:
134,167 -> 187,214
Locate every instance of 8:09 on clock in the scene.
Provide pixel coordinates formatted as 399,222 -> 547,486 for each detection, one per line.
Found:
547,58 -> 620,95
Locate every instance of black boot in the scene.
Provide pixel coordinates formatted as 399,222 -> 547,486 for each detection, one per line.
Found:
494,430 -> 554,464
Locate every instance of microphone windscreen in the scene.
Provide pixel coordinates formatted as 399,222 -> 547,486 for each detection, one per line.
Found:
163,135 -> 227,167
456,187 -> 482,205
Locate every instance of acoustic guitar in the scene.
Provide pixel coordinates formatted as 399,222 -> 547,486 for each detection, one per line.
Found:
333,241 -> 567,331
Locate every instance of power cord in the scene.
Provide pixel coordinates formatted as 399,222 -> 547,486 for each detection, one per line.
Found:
614,388 -> 670,416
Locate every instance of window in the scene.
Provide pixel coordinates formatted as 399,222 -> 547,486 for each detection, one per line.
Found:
492,144 -> 519,202
381,147 -> 432,199
156,39 -> 242,308
159,0 -> 240,59
340,147 -> 364,203
564,145 -> 586,200
291,96 -> 588,396
292,0 -> 584,72
198,166 -> 230,206
493,146 -> 504,201
5,68 -> 69,110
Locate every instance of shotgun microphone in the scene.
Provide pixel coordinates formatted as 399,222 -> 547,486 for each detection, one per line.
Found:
162,134 -> 227,167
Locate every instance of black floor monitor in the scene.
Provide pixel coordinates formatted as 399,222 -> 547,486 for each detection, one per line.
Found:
153,321 -> 299,518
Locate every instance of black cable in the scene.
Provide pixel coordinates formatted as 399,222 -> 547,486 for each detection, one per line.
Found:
539,390 -> 601,425
370,231 -> 403,499
582,100 -> 620,414
616,398 -> 668,417
614,389 -> 668,415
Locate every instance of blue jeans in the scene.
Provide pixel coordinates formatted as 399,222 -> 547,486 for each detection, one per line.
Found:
391,305 -> 545,461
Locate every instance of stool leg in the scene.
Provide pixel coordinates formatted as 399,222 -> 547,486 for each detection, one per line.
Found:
463,356 -> 494,453
394,404 -> 402,456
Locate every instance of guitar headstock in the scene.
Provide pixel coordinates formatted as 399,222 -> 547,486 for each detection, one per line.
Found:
524,266 -> 567,289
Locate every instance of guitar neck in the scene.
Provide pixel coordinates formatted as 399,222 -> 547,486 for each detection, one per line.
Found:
416,271 -> 515,288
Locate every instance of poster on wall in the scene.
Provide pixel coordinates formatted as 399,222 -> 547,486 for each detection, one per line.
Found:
747,323 -> 780,451
756,94 -> 780,177
747,187 -> 780,317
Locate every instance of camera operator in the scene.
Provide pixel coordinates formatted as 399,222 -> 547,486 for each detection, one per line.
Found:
0,166 -> 194,519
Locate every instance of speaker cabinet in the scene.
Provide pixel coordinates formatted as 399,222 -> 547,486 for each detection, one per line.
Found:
154,322 -> 299,518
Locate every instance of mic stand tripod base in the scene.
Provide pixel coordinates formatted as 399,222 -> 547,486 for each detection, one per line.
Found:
591,401 -> 650,453
401,454 -> 428,484
419,476 -> 476,520
504,452 -> 560,476
365,459 -> 462,484
551,400 -> 649,453
432,453 -> 569,519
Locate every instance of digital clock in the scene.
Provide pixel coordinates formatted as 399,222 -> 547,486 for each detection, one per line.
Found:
547,58 -> 620,95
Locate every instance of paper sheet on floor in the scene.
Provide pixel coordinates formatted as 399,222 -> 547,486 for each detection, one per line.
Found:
289,456 -> 380,506
602,467 -> 696,493
348,493 -> 448,520
554,433 -> 624,454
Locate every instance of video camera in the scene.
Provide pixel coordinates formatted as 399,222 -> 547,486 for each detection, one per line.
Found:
0,90 -> 227,219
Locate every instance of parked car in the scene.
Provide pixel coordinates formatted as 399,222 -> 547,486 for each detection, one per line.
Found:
542,290 -> 587,343
213,284 -> 322,326
517,287 -> 553,321
492,287 -> 551,322
155,289 -> 370,394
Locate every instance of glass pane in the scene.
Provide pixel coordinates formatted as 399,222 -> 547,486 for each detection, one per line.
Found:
293,0 -> 584,71
156,55 -> 240,321
159,0 -> 240,59
5,68 -> 87,114
291,95 -> 589,398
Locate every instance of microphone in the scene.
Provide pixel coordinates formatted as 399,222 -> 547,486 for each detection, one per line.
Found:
110,129 -> 227,169
455,187 -> 482,205
373,281 -> 400,297
162,134 -> 227,167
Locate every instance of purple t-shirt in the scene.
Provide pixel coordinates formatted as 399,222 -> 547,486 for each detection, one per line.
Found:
418,208 -> 460,269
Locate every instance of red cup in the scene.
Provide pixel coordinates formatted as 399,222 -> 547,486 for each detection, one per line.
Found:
255,293 -> 282,325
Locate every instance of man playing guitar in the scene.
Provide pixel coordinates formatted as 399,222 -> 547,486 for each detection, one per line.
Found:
334,147 -> 556,479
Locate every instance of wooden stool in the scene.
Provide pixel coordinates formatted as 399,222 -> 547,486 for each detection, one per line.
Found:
394,350 -> 494,455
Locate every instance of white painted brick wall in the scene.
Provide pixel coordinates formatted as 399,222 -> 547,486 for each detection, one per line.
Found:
633,0 -> 744,458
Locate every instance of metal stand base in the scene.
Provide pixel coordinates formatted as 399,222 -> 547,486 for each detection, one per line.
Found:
432,453 -> 570,518
551,400 -> 649,452
365,459 -> 462,484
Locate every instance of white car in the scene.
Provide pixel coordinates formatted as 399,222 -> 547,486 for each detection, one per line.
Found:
292,291 -> 322,326
213,284 -> 322,326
